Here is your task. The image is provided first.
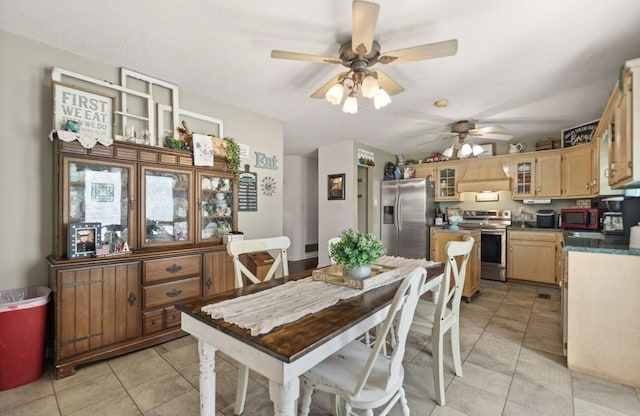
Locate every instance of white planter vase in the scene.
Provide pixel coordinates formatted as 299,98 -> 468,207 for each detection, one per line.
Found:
343,265 -> 371,279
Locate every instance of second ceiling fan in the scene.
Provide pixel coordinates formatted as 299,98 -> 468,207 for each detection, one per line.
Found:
270,0 -> 458,113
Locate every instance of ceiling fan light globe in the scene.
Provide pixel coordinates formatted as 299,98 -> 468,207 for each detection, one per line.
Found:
373,88 -> 391,109
460,143 -> 472,157
361,75 -> 380,98
343,95 -> 358,114
472,144 -> 484,156
325,83 -> 344,105
442,146 -> 454,159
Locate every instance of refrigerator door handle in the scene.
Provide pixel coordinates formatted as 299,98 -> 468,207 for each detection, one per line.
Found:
397,194 -> 403,231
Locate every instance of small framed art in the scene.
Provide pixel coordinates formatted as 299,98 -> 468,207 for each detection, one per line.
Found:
68,222 -> 101,259
328,173 -> 345,200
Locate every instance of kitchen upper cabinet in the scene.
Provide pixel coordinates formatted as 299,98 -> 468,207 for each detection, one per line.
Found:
562,144 -> 596,198
435,162 -> 463,201
507,230 -> 562,284
511,152 -> 561,199
593,57 -> 640,189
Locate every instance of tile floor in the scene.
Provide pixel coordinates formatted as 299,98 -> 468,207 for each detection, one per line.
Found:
2,279 -> 640,415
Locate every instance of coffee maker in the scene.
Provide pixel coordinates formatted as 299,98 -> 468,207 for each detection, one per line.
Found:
600,197 -> 623,235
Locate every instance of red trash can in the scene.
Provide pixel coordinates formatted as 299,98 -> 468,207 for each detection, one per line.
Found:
0,286 -> 51,390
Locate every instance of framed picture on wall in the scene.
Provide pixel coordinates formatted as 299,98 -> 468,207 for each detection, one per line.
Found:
68,222 -> 101,259
328,173 -> 345,200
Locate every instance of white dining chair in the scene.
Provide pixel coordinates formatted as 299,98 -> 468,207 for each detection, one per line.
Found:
410,236 -> 474,406
299,267 -> 427,416
328,236 -> 341,265
226,236 -> 291,415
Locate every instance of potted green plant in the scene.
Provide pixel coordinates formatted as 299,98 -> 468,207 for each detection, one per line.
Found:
224,136 -> 241,180
330,229 -> 385,278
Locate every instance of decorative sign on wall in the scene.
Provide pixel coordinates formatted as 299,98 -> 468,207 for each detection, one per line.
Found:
562,119 -> 599,148
357,148 -> 375,167
238,164 -> 258,211
238,143 -> 250,159
53,82 -> 114,139
255,152 -> 279,170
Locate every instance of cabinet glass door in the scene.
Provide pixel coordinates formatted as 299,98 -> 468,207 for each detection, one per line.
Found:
437,167 -> 457,199
513,159 -> 534,196
198,173 -> 234,243
141,166 -> 193,247
63,159 -> 134,258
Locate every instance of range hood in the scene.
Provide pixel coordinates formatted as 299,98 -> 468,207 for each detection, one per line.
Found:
456,158 -> 511,193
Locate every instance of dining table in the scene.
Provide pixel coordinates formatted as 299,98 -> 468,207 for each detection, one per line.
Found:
177,261 -> 445,416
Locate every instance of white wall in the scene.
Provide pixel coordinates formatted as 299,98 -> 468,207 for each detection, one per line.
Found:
283,155 -> 318,261
317,142 -> 357,266
0,30 -> 284,291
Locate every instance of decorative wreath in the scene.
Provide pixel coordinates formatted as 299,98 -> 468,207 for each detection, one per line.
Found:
261,176 -> 276,196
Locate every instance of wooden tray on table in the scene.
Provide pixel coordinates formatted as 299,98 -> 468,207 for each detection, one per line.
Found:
311,264 -> 398,290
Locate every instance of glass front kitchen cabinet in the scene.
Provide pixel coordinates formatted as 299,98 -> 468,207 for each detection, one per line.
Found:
197,172 -> 235,244
140,166 -> 194,248
61,158 -> 136,258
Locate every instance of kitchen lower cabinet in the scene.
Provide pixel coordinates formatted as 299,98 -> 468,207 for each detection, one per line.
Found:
507,230 -> 562,284
49,247 -> 233,379
430,229 -> 480,301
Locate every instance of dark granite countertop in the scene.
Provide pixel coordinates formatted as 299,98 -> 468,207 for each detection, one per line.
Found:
562,231 -> 640,256
508,222 -> 562,231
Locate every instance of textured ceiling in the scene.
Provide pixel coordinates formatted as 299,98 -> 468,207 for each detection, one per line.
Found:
2,0 -> 640,158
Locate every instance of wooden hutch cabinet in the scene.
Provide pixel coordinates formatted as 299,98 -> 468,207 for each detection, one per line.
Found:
48,139 -> 238,378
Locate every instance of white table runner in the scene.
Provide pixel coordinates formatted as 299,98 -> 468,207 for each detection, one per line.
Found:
201,256 -> 440,335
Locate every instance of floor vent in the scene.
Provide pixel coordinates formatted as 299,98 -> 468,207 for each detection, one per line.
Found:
305,243 -> 318,253
537,293 -> 551,300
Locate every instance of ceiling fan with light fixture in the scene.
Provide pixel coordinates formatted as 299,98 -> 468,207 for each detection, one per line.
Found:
270,0 -> 458,114
418,120 -> 514,158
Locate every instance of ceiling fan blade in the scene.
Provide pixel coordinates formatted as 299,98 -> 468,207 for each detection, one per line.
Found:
469,132 -> 514,141
271,50 -> 342,65
352,1 -> 380,55
379,39 -> 458,65
469,125 -> 506,135
416,135 -> 455,146
310,72 -> 350,99
371,70 -> 405,96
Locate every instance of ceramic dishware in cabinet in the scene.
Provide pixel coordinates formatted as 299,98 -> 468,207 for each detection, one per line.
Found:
61,158 -> 136,258
140,166 -> 194,248
197,172 -> 234,243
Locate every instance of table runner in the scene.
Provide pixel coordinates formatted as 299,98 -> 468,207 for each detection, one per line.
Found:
201,256 -> 440,336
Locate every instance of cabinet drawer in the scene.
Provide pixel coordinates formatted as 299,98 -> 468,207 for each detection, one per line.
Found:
144,255 -> 201,283
508,231 -> 558,242
144,277 -> 201,309
143,309 -> 164,335
165,306 -> 181,329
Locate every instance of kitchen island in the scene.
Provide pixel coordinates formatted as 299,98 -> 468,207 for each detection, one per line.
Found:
563,237 -> 640,388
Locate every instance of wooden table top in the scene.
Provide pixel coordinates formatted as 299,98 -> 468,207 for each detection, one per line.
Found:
177,265 -> 444,363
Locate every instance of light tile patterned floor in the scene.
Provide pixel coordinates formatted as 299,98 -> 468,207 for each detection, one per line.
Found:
2,280 -> 640,415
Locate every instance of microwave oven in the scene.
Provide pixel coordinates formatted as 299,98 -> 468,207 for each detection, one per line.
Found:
560,208 -> 601,230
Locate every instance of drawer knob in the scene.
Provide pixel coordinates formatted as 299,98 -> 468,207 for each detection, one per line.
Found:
166,288 -> 183,298
128,292 -> 136,306
166,264 -> 183,273
206,279 -> 212,289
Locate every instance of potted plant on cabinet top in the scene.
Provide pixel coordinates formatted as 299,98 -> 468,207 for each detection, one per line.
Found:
330,229 -> 385,278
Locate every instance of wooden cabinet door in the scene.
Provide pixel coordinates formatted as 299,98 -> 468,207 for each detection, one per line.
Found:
536,153 -> 562,197
507,234 -> 557,284
610,71 -> 633,186
562,145 -> 593,198
203,251 -> 235,296
56,262 -> 140,360
435,164 -> 460,201
511,156 -> 536,198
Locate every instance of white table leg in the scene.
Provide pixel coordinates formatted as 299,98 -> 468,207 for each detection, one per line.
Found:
198,340 -> 218,416
269,377 -> 300,416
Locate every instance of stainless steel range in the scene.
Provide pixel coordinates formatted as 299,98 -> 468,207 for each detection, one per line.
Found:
457,209 -> 512,282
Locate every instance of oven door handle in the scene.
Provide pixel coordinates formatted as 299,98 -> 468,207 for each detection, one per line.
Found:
480,230 -> 506,235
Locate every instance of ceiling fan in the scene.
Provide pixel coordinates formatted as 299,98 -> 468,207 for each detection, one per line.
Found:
270,0 -> 458,113
418,120 -> 514,157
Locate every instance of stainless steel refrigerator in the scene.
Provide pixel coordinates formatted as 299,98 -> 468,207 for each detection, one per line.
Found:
381,178 -> 435,259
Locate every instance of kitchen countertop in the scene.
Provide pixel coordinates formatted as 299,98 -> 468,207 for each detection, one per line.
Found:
508,222 -> 562,231
563,231 -> 640,256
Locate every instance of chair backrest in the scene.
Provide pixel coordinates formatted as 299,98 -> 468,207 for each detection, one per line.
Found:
327,237 -> 341,265
227,236 -> 291,288
352,267 -> 426,395
434,236 -> 474,324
